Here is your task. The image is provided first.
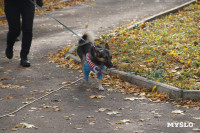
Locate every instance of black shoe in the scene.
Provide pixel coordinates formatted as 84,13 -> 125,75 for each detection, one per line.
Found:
5,47 -> 13,59
20,59 -> 31,67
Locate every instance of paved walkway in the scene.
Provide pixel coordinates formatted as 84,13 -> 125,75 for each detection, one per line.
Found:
0,0 -> 199,133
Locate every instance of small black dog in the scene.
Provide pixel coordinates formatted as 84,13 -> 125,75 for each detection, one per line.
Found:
77,32 -> 113,90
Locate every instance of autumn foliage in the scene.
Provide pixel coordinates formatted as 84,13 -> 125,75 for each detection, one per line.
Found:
50,4 -> 200,91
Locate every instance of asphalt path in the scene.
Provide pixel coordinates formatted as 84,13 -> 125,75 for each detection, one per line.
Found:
0,0 -> 199,133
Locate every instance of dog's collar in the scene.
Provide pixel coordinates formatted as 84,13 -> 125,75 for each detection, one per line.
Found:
87,53 -> 105,66
86,53 -> 107,74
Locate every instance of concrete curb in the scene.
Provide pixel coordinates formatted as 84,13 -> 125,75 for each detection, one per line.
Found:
107,69 -> 183,100
126,0 -> 196,29
65,0 -> 200,101
66,51 -> 200,101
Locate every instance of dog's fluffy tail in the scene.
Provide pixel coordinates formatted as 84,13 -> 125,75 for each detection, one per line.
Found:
79,32 -> 94,45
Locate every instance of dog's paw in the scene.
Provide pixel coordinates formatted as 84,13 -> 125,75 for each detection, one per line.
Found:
98,85 -> 105,91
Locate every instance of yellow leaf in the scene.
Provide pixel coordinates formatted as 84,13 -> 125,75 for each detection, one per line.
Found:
121,30 -> 126,34
152,85 -> 157,93
69,58 -> 74,62
15,86 -> 20,89
85,24 -> 88,28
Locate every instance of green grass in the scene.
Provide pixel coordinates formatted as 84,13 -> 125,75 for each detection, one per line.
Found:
96,4 -> 200,90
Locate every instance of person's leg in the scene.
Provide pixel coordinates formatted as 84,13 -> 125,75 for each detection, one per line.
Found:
20,0 -> 35,67
4,1 -> 21,59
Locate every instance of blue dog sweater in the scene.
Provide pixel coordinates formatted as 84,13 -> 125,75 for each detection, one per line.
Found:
82,54 -> 106,81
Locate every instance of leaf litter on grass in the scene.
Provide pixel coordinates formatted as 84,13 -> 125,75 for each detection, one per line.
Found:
97,4 -> 200,90
48,45 -> 171,103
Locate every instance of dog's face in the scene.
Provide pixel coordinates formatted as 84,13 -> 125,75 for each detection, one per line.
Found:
92,43 -> 113,68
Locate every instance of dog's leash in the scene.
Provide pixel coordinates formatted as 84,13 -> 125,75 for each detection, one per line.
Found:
100,70 -> 108,75
0,78 -> 83,118
31,0 -> 108,74
29,0 -> 85,42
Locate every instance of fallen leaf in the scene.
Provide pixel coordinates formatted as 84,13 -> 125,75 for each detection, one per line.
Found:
64,116 -> 71,120
86,89 -> 92,91
20,123 -> 36,129
124,97 -> 137,101
89,120 -> 96,125
98,108 -> 110,112
154,114 -> 162,118
75,127 -> 82,130
22,101 -> 30,104
6,96 -> 13,99
139,119 -> 145,122
11,128 -> 18,131
192,128 -> 200,132
66,81 -> 72,84
193,117 -> 200,120
89,95 -> 105,99
135,130 -> 144,133
85,24 -> 88,28
139,92 -> 146,96
116,119 -> 131,124
53,106 -> 62,111
8,115 -> 15,117
124,97 -> 146,101
87,116 -> 94,118
30,107 -> 37,110
193,107 -> 200,110
107,111 -> 120,115
171,110 -> 184,115
152,85 -> 157,93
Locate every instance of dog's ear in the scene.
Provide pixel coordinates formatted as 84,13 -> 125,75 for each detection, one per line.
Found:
105,43 -> 110,50
91,46 -> 96,53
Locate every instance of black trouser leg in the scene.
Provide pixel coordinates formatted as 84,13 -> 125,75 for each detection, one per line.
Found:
20,1 -> 35,59
4,2 -> 21,49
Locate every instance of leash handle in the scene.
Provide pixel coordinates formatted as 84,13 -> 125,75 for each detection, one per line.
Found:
29,0 -> 85,42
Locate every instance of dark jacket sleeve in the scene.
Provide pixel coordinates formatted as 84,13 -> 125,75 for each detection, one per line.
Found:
36,0 -> 43,7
